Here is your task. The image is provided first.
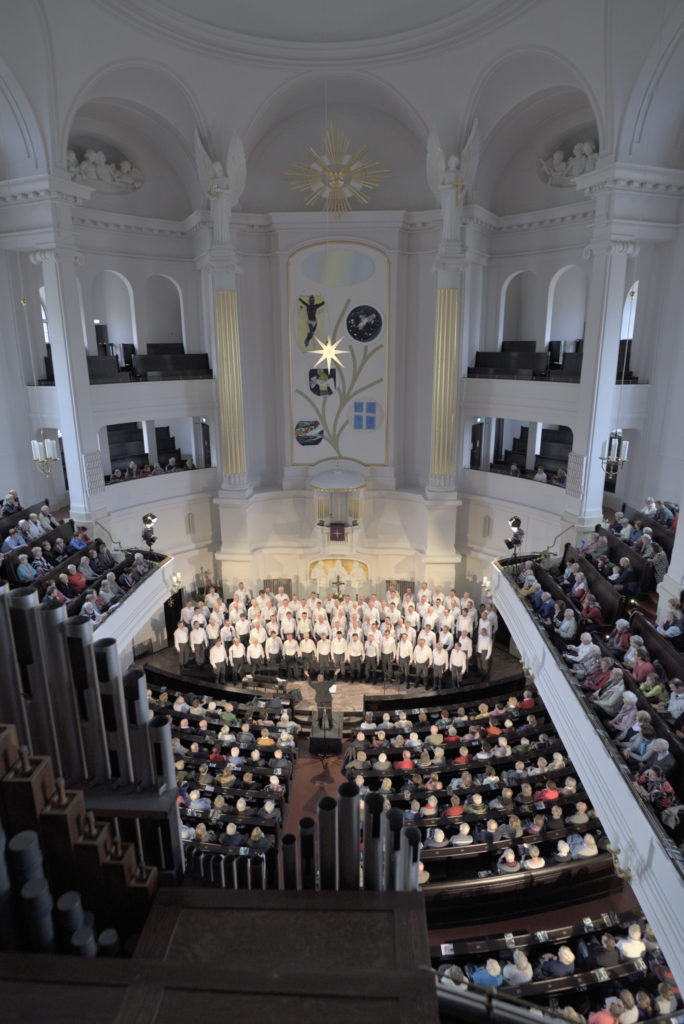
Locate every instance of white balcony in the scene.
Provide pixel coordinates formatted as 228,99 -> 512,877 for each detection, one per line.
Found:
491,559 -> 684,992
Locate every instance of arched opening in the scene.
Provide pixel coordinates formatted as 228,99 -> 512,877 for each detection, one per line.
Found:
499,270 -> 536,345
144,275 -> 185,350
545,264 -> 586,362
91,269 -> 138,357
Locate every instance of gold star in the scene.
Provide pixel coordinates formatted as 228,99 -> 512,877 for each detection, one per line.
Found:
311,336 -> 348,372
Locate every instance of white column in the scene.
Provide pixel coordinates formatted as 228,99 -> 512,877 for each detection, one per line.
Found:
142,421 -> 159,469
564,239 -> 637,526
31,248 -> 105,521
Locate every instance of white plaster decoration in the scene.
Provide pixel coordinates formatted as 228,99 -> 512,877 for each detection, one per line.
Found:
538,141 -> 598,186
426,122 -> 480,252
67,148 -> 144,192
578,164 -> 684,198
194,130 -> 246,248
0,175 -> 93,207
583,241 -> 640,261
83,451 -> 106,495
565,452 -> 585,500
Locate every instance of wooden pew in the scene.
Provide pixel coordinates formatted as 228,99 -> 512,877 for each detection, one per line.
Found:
597,527 -> 655,595
561,545 -> 624,625
622,503 -> 674,558
131,353 -> 212,380
423,853 -> 620,927
0,499 -> 49,541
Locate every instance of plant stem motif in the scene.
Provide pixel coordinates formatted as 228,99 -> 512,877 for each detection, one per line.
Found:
296,297 -> 383,458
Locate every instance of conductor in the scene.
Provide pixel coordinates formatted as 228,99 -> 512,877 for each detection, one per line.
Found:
307,670 -> 337,729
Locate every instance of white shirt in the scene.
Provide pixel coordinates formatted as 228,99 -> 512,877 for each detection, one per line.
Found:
398,639 -> 414,660
381,635 -> 396,656
265,636 -> 282,658
450,647 -> 467,671
209,644 -> 227,667
316,638 -> 331,657
476,633 -> 492,657
365,639 -> 379,659
414,643 -> 432,665
348,639 -> 365,659
220,623 -> 234,644
458,634 -> 473,657
174,626 -> 188,650
299,637 -> 315,655
331,637 -> 348,657
229,642 -> 245,664
433,647 -> 448,668
283,638 -> 300,656
247,642 -> 264,662
189,626 -> 208,647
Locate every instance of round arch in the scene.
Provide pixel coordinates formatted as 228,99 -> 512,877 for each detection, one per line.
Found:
92,269 -> 138,350
0,56 -> 48,177
499,270 -> 537,346
545,264 -> 586,350
144,274 -> 186,349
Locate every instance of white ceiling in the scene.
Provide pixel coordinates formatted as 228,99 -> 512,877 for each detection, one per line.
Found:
109,0 -> 534,48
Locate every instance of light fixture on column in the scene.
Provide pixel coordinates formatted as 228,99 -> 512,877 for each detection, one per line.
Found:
599,289 -> 634,481
599,430 -> 629,481
31,430 -> 60,477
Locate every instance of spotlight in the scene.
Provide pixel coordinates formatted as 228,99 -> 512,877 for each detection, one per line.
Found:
504,513 -> 524,553
508,516 -> 522,530
142,511 -> 158,552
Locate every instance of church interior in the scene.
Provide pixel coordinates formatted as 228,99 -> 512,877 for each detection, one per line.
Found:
1,1 -> 684,1020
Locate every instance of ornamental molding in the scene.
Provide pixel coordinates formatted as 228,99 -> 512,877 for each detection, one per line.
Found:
0,175 -> 93,206
28,248 -> 83,266
583,241 -> 640,260
577,162 -> 684,197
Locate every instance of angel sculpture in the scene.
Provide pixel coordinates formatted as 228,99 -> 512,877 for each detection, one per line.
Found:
426,121 -> 480,248
194,129 -> 246,246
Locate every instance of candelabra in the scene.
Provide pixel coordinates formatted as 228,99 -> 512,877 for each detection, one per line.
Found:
31,431 -> 60,477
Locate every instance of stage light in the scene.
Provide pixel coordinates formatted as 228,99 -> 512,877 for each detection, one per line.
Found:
142,511 -> 158,552
508,515 -> 522,530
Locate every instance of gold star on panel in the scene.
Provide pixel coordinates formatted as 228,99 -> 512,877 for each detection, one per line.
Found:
284,120 -> 390,218
311,335 -> 348,372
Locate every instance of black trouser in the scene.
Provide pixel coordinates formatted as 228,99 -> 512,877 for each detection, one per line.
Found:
432,665 -> 444,691
177,643 -> 189,667
451,666 -> 462,688
381,653 -> 394,680
477,652 -> 491,676
365,658 -> 377,683
230,656 -> 244,681
301,652 -> 316,676
193,643 -> 206,666
318,654 -> 331,676
398,656 -> 411,684
213,661 -> 226,683
248,656 -> 264,673
284,656 -> 299,680
349,655 -> 363,681
332,652 -> 345,673
414,661 -> 429,687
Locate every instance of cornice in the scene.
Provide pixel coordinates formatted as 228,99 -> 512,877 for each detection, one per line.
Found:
577,163 -> 684,198
0,175 -> 93,206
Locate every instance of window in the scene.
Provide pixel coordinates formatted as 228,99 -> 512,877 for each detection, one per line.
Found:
353,401 -> 376,430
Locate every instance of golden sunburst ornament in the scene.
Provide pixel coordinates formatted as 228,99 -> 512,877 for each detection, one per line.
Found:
284,120 -> 390,218
311,335 -> 348,372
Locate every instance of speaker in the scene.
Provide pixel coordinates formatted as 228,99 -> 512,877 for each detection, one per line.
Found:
290,687 -> 303,705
